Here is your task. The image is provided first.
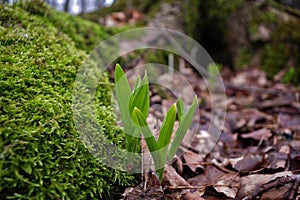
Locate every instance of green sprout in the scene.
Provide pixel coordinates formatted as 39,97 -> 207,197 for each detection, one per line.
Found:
208,63 -> 222,90
114,64 -> 197,181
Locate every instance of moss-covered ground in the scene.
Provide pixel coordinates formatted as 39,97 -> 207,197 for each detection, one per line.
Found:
0,1 -> 136,199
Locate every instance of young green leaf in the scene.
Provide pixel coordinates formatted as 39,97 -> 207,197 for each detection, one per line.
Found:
131,107 -> 157,153
177,96 -> 184,121
115,64 -> 198,181
168,97 -> 197,162
208,63 -> 222,90
115,64 -> 139,152
114,63 -> 132,128
129,72 -> 149,117
133,75 -> 141,92
126,127 -> 141,153
131,107 -> 166,180
157,103 -> 176,149
156,103 -> 176,180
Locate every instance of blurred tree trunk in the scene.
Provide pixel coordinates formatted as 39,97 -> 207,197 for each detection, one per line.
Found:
64,0 -> 70,12
81,0 -> 86,13
45,0 -> 57,7
95,0 -> 105,9
2,0 -> 9,5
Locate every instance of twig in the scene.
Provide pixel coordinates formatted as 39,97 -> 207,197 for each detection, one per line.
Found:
165,183 -> 239,191
181,161 -> 212,166
164,185 -> 206,190
288,177 -> 299,200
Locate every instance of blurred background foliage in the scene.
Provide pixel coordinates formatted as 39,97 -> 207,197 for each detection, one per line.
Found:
96,0 -> 300,84
80,0 -> 300,84
3,0 -> 299,84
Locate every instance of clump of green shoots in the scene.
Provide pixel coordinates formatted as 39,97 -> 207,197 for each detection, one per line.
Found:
114,64 -> 197,181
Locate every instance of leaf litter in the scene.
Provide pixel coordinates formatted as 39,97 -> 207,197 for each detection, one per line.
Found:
117,63 -> 300,200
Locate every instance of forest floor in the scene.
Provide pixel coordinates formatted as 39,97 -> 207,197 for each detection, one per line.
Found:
99,8 -> 300,200
118,63 -> 300,200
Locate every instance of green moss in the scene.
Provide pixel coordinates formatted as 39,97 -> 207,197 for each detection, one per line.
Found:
236,47 -> 252,68
183,0 -> 200,38
18,0 -> 109,52
230,0 -> 300,84
144,49 -> 169,65
262,10 -> 277,22
261,43 -> 287,78
282,67 -> 296,84
0,2 -> 135,199
260,19 -> 300,83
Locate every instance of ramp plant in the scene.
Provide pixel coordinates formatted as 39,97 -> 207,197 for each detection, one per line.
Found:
114,64 -> 197,180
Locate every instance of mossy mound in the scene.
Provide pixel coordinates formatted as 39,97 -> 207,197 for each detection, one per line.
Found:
18,0 -> 110,52
0,2 -> 135,199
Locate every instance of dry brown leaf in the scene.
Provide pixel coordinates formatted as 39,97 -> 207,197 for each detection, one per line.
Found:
187,165 -> 240,198
187,165 -> 223,187
265,152 -> 288,170
236,171 -> 293,200
173,156 -> 184,176
289,141 -> 300,171
121,185 -> 164,200
182,192 -> 205,200
162,165 -> 190,187
278,113 -> 300,130
260,183 -> 293,200
230,68 -> 268,87
214,173 -> 240,198
234,154 -> 263,172
227,109 -> 274,131
183,150 -> 205,173
241,128 -> 272,141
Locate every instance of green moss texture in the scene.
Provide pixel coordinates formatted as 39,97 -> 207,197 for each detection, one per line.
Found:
0,1 -> 135,199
